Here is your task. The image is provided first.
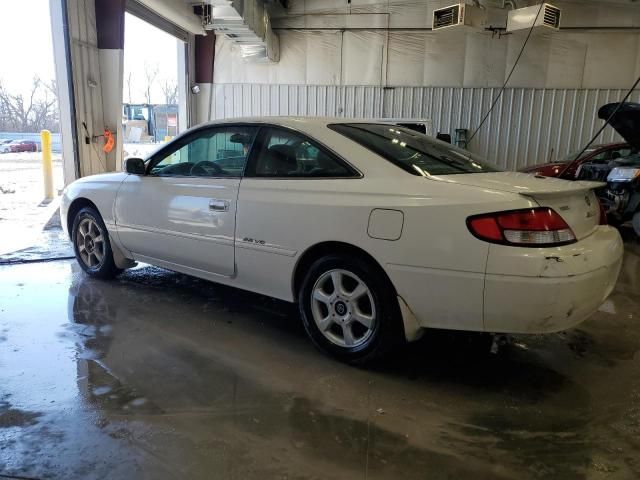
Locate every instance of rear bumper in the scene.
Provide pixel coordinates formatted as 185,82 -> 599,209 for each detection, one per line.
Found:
483,226 -> 623,333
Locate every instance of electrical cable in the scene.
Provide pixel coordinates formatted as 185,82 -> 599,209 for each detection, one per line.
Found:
0,256 -> 75,266
467,2 -> 545,144
0,474 -> 43,480
569,74 -> 640,164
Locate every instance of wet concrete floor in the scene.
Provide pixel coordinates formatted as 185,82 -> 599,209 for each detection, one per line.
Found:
0,243 -> 639,479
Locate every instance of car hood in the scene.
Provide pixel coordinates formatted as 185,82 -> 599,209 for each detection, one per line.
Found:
434,171 -> 602,197
518,161 -> 567,173
71,172 -> 128,186
598,102 -> 640,150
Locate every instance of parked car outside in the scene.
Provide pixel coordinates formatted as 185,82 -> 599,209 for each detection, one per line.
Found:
0,139 -> 13,153
61,117 -> 623,364
5,140 -> 38,153
519,143 -> 632,179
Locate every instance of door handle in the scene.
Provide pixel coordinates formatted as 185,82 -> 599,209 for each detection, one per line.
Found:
209,199 -> 230,212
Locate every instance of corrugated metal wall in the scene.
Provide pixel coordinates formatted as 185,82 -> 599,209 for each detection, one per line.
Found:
212,84 -> 639,170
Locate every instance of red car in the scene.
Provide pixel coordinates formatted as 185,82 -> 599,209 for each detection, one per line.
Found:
519,142 -> 632,179
6,140 -> 38,153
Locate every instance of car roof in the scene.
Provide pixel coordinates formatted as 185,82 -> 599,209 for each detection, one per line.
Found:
196,116 -> 413,129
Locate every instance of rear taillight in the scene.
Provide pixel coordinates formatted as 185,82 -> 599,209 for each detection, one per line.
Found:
467,207 -> 576,247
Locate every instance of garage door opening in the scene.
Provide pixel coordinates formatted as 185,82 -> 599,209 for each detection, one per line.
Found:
0,0 -> 66,260
122,11 -> 187,159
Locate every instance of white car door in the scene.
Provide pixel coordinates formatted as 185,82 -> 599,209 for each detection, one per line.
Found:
235,126 -> 362,298
115,125 -> 258,277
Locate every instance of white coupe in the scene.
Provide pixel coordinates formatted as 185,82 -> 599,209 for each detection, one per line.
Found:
61,118 -> 623,363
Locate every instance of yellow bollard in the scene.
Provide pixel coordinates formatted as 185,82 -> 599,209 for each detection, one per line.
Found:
41,129 -> 54,201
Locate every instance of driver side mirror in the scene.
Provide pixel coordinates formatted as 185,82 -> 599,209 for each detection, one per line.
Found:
124,157 -> 146,175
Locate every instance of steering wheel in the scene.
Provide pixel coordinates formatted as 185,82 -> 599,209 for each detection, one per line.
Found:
190,160 -> 223,176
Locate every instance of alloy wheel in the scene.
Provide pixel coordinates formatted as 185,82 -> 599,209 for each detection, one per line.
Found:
310,269 -> 377,348
76,218 -> 105,269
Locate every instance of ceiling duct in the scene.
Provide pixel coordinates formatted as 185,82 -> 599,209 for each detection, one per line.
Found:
198,0 -> 279,62
432,3 -> 489,31
506,3 -> 561,33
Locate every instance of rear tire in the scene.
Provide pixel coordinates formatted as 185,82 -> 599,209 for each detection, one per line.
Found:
298,254 -> 404,365
72,207 -> 121,279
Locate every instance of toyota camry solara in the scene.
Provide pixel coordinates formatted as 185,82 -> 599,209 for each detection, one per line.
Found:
61,118 -> 623,364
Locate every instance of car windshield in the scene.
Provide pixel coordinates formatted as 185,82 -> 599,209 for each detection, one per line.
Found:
329,123 -> 501,176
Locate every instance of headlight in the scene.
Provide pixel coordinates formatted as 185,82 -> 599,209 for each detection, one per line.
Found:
607,167 -> 640,182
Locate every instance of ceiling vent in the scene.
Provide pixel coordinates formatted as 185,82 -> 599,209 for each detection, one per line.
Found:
197,0 -> 280,62
432,3 -> 488,31
506,3 -> 561,33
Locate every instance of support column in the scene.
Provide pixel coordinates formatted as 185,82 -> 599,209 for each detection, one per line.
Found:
194,34 -> 215,124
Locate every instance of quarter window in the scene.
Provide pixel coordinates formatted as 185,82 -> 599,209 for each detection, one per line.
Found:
149,126 -> 258,177
330,123 -> 501,176
248,127 -> 357,178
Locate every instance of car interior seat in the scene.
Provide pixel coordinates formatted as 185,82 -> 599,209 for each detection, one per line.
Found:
262,145 -> 298,175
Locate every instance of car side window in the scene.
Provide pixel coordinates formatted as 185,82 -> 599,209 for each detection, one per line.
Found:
610,148 -> 632,159
590,147 -> 632,163
149,126 -> 257,177
249,127 -> 357,178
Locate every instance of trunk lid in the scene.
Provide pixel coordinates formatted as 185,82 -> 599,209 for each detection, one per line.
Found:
598,102 -> 640,151
435,172 -> 603,239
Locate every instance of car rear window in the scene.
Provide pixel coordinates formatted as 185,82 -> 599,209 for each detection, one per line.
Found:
329,123 -> 501,176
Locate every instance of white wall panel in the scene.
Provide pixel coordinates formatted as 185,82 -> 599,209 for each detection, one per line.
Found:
216,28 -> 640,89
222,0 -> 640,89
305,31 -> 342,85
387,33 -> 425,85
582,33 -> 640,88
342,31 -> 386,85
423,30 -> 466,87
210,84 -> 639,170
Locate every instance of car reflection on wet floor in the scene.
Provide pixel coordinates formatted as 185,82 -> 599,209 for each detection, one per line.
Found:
0,245 -> 639,479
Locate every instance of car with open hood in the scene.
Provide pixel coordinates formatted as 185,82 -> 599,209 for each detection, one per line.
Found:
573,102 -> 640,235
519,142 -> 632,179
60,117 -> 623,364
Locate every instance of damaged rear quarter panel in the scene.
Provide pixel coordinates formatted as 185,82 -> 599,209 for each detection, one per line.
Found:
482,226 -> 623,333
485,227 -> 623,278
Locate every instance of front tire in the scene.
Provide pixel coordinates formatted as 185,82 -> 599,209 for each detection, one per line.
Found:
72,207 -> 121,279
298,254 -> 403,365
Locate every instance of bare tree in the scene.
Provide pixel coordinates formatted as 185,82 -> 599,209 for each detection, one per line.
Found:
0,76 -> 59,132
160,78 -> 178,105
143,63 -> 158,104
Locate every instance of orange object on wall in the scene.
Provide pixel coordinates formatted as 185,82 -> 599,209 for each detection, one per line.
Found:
103,128 -> 115,153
